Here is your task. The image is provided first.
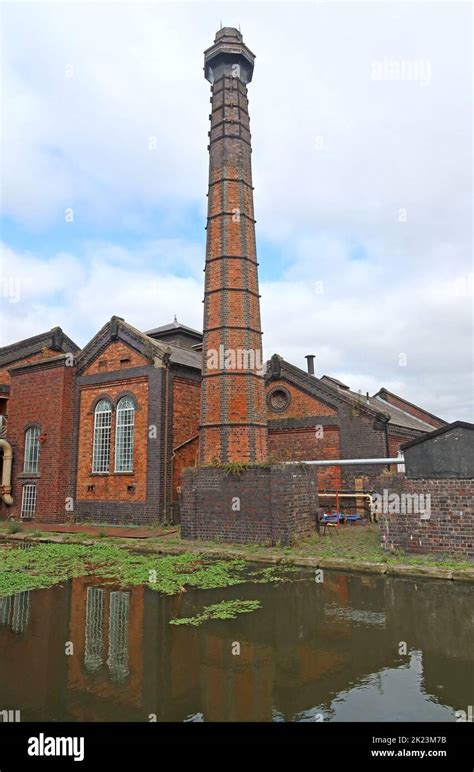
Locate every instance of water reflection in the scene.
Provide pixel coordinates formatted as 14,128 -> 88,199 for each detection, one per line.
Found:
0,569 -> 472,722
0,592 -> 30,635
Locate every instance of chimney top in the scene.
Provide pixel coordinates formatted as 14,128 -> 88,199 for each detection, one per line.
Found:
215,27 -> 243,43
305,354 -> 315,376
204,27 -> 255,84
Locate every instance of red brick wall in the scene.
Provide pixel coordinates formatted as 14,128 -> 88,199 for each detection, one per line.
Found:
388,434 -> 407,457
0,348 -> 59,385
75,377 -> 148,503
266,380 -> 337,420
5,362 -> 75,523
269,426 -> 341,490
172,377 -> 200,498
173,377 -> 200,448
173,437 -> 199,500
83,341 -> 148,375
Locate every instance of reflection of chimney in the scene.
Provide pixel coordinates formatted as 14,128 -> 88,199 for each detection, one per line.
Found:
305,355 -> 315,376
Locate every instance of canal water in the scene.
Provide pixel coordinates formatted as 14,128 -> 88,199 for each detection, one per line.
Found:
0,567 -> 472,722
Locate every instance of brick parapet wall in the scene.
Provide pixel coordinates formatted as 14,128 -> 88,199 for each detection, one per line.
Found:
181,463 -> 318,545
379,477 -> 474,558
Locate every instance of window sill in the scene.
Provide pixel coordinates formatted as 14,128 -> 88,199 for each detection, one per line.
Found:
114,471 -> 135,475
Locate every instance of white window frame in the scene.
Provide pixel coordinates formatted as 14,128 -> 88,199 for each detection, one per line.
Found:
92,399 -> 112,473
21,484 -> 37,519
23,426 -> 40,474
114,397 -> 135,473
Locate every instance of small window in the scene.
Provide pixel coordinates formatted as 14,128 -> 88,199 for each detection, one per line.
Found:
119,358 -> 131,368
23,426 -> 40,474
115,397 -> 135,472
98,360 -> 108,370
92,399 -> 112,473
21,485 -> 37,519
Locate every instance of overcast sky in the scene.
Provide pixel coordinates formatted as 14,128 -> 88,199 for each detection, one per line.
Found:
0,1 -> 472,421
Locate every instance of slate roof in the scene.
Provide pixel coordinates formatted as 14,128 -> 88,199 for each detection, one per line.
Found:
145,320 -> 202,339
165,341 -> 202,369
370,394 -> 439,432
373,387 -> 447,427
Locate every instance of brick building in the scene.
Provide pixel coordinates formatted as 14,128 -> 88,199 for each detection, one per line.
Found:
0,27 -> 447,529
0,316 -> 444,526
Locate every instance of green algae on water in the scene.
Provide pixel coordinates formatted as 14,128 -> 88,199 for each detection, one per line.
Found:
169,599 -> 262,626
0,543 -> 297,598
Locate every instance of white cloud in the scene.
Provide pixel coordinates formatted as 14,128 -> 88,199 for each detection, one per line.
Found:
0,1 -> 472,422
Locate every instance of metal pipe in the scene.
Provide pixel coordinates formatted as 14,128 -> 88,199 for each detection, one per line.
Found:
0,438 -> 13,505
283,457 -> 402,466
305,355 -> 315,375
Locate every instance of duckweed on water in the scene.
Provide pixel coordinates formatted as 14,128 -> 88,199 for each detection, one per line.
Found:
0,543 -> 296,598
169,599 -> 262,626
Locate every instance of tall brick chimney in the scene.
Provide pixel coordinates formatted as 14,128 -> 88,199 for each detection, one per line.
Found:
199,27 -> 268,464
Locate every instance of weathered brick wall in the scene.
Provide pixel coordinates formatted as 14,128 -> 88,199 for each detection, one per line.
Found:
388,433 -> 407,458
83,340 -> 148,375
338,406 -> 388,489
172,376 -> 200,448
181,463 -> 317,545
379,477 -> 474,558
268,426 -> 341,490
171,375 -> 200,504
0,348 -> 59,385
265,380 -> 337,419
4,360 -> 75,523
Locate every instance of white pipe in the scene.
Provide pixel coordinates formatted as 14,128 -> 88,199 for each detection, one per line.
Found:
0,438 -> 13,505
284,457 -> 402,466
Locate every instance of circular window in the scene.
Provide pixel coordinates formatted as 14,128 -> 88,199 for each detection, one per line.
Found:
267,387 -> 291,412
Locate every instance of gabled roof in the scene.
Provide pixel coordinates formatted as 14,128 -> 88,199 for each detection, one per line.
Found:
321,375 -> 350,390
76,316 -> 170,373
401,421 -> 474,450
372,394 -> 440,432
373,387 -> 447,427
266,356 -> 365,415
267,355 -> 436,432
324,380 -> 437,432
76,316 -> 202,374
0,327 -> 80,367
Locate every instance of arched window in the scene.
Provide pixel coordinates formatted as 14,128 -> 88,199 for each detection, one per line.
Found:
115,397 -> 135,472
92,399 -> 112,473
23,426 -> 40,473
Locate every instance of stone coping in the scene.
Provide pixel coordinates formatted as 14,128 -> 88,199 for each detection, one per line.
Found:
0,532 -> 473,583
